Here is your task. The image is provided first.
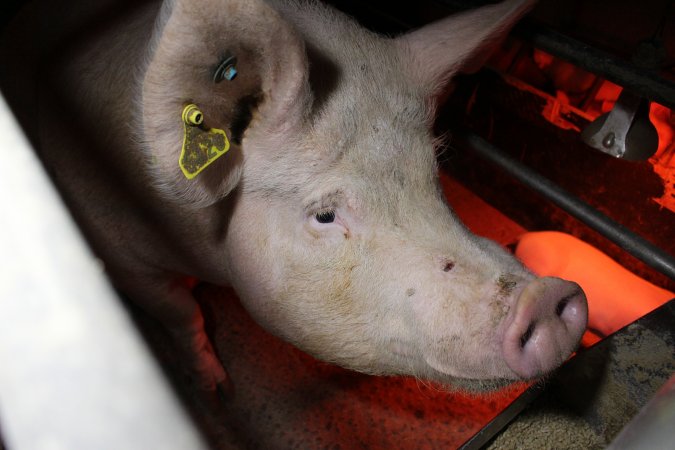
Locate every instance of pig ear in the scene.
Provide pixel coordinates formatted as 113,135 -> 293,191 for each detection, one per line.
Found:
141,0 -> 311,207
396,0 -> 535,94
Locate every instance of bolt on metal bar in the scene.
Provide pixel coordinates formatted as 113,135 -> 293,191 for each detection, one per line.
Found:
452,129 -> 675,280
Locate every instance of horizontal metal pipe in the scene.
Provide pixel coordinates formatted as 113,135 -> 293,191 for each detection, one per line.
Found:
434,1 -> 675,110
453,129 -> 675,280
514,23 -> 675,111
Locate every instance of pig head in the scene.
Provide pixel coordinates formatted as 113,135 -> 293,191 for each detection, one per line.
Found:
31,0 -> 588,397
139,0 -> 587,391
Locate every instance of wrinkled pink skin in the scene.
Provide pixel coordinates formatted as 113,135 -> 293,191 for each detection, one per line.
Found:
1,0 -> 587,397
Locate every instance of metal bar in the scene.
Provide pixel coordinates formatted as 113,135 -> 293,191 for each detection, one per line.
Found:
452,129 -> 675,280
514,23 -> 675,111
608,373 -> 675,450
0,93 -> 208,450
432,0 -> 675,110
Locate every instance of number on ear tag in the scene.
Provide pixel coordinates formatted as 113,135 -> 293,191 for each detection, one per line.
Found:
179,104 -> 230,179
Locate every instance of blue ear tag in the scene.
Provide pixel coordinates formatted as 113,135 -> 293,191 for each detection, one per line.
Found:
179,104 -> 230,180
214,55 -> 238,82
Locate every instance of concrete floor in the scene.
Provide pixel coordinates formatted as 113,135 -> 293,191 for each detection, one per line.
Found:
136,172 -> 532,449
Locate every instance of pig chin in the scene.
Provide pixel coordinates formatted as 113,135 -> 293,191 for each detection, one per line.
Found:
420,343 -> 518,388
412,325 -> 522,390
384,337 -> 514,392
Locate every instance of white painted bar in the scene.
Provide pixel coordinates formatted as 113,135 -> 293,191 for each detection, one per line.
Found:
0,93 -> 207,450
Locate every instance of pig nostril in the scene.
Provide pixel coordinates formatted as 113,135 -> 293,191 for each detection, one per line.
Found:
520,323 -> 535,349
443,261 -> 455,272
555,298 -> 569,317
555,290 -> 580,317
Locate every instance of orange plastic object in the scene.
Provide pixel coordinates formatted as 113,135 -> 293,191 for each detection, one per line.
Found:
515,231 -> 673,338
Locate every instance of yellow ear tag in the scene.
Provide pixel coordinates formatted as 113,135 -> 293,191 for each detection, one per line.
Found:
179,104 -> 230,179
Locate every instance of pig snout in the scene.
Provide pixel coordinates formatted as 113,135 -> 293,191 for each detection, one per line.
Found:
502,277 -> 588,379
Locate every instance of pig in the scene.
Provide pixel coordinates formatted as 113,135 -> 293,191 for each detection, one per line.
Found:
3,0 -> 588,399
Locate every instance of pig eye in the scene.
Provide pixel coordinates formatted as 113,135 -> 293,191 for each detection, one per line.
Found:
315,210 -> 336,224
